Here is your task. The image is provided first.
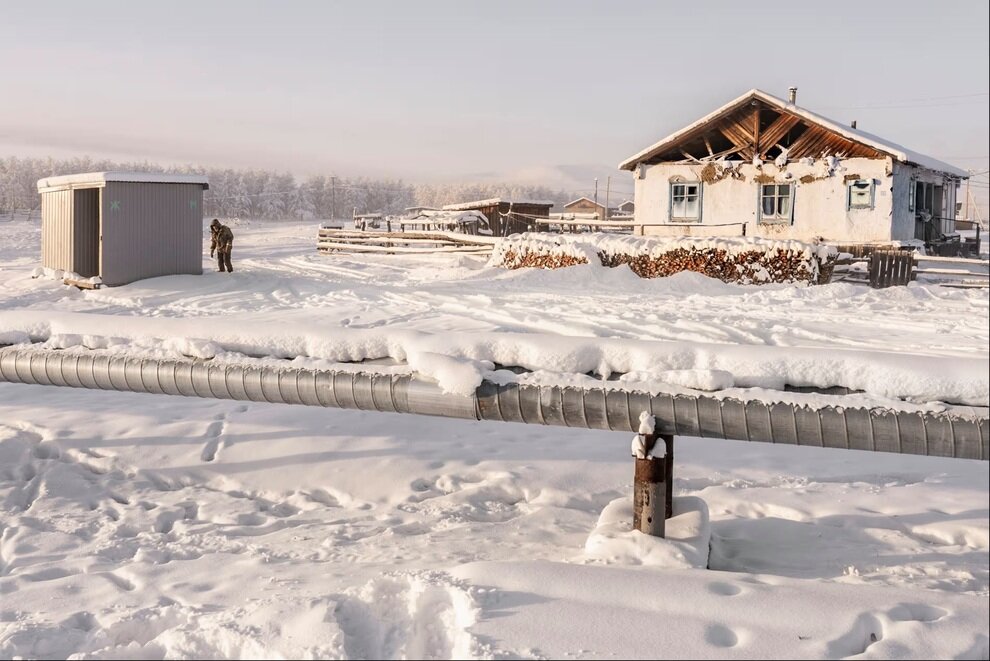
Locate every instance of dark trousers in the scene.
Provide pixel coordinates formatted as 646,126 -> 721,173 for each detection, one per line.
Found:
216,247 -> 233,272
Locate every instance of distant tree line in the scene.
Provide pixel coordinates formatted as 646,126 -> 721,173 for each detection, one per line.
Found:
0,156 -> 574,219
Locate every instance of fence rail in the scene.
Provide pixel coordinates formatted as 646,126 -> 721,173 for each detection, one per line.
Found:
832,249 -> 989,289
317,228 -> 495,256
526,218 -> 748,237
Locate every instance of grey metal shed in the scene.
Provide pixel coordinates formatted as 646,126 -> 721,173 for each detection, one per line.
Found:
35,172 -> 210,286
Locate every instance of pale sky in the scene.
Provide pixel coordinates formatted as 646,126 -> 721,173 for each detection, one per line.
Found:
1,0 -> 987,201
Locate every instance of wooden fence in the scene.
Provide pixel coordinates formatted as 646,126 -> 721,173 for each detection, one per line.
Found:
833,249 -> 990,289
526,218 -> 748,237
317,228 -> 495,256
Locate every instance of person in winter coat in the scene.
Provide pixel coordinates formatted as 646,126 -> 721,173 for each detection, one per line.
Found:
209,219 -> 234,273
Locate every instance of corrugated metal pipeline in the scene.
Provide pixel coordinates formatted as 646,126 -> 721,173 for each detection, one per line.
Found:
0,345 -> 986,461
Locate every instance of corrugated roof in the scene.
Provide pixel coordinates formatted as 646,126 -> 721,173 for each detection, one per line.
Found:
619,89 -> 968,178
37,171 -> 210,192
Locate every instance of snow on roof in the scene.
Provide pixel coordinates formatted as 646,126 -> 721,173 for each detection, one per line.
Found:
442,198 -> 555,211
37,171 -> 210,192
619,89 -> 969,178
408,209 -> 489,224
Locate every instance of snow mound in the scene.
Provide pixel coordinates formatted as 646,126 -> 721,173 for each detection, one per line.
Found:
583,496 -> 711,568
331,572 -> 487,660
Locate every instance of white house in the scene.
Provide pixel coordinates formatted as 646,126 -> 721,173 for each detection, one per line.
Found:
619,88 -> 969,244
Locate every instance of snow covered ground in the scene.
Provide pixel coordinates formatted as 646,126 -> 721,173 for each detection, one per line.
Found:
1,218 -> 988,659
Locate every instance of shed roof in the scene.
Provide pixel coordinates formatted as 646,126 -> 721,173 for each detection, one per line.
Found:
619,89 -> 968,178
37,171 -> 210,192
442,198 -> 555,211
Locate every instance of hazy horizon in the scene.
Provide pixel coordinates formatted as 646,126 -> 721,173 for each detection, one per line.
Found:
2,0 -> 987,205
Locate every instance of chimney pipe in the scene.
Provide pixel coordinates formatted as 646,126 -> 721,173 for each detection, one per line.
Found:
851,120 -> 858,129
788,86 -> 798,104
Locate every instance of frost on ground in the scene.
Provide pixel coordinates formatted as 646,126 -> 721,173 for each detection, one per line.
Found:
1,219 -> 988,659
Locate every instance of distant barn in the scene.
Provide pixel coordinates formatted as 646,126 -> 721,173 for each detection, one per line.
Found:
36,171 -> 210,286
441,198 -> 554,236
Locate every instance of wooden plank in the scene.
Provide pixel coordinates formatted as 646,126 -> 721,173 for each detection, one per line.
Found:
903,252 -> 915,284
752,106 -> 761,155
916,255 -> 990,267
318,229 -> 495,245
785,125 -> 828,159
879,251 -> 890,288
317,237 -> 470,247
758,114 -> 802,156
716,116 -> 752,147
867,251 -> 879,287
802,132 -> 835,158
318,243 -> 492,254
938,282 -> 990,289
703,135 -> 714,157
63,278 -> 100,290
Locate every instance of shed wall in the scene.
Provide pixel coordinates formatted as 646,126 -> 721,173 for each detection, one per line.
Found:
100,182 -> 204,286
41,189 -> 74,271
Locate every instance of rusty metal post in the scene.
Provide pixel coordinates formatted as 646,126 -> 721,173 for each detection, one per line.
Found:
663,434 -> 674,520
633,455 -> 666,537
633,432 -> 674,537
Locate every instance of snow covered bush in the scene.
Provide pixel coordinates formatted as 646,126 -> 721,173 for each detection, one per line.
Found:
491,233 -> 837,285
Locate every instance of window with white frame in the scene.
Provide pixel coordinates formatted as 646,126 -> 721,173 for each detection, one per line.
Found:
669,182 -> 701,222
908,179 -> 916,211
759,184 -> 793,223
847,179 -> 875,209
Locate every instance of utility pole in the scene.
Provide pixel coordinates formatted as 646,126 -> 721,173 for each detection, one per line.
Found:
593,178 -> 599,219
604,176 -> 611,221
965,171 -> 972,221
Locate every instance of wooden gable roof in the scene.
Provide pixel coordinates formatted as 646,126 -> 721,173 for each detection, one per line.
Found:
619,90 -> 968,177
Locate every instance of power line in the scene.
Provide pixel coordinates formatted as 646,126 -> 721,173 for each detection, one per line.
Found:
820,92 -> 989,111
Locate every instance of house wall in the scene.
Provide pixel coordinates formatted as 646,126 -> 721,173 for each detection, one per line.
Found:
100,182 -> 204,286
634,157 -> 898,242
891,163 -> 961,240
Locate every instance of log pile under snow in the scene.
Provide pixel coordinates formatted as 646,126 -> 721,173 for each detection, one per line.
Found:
492,233 -> 838,285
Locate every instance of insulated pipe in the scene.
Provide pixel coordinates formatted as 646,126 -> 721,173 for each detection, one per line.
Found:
0,346 -> 986,461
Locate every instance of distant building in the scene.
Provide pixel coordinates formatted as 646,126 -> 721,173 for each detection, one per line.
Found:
36,171 -> 210,286
400,209 -> 491,235
442,198 -> 554,236
561,197 -> 634,220
563,197 -> 610,220
619,88 -> 968,244
403,205 -> 439,216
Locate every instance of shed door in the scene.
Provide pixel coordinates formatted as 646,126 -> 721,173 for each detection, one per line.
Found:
72,188 -> 100,278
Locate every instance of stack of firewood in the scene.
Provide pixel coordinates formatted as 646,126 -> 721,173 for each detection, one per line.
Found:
600,248 -> 830,285
494,236 -> 836,286
499,248 -> 589,270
